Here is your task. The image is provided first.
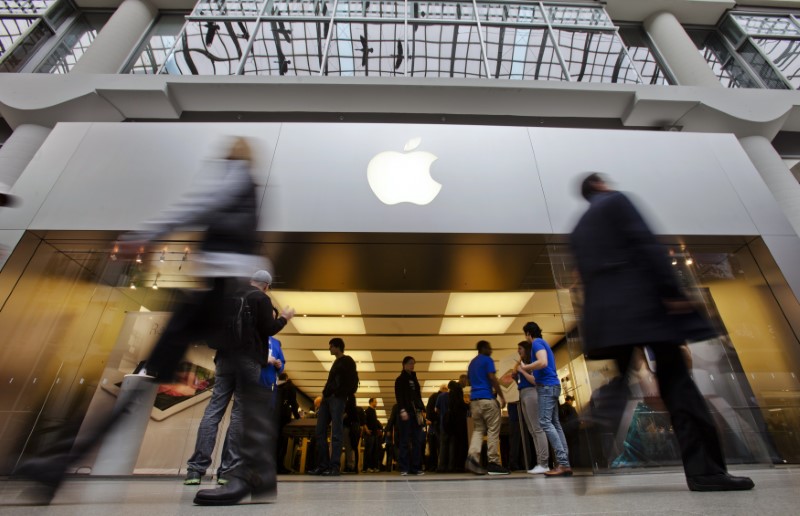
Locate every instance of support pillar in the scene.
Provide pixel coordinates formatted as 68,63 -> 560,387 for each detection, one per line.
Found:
71,0 -> 158,74
644,11 -> 723,88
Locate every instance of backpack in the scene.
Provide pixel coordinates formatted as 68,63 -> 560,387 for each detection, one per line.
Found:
208,289 -> 259,352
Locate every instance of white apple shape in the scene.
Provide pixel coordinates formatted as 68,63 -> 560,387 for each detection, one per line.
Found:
367,138 -> 441,205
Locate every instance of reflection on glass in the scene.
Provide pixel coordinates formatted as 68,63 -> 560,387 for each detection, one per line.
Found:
410,1 -> 475,21
335,0 -> 405,19
164,20 -> 254,75
483,25 -> 564,80
731,14 -> 800,37
738,40 -> 790,89
551,29 -> 640,84
193,0 -> 264,16
476,2 -> 543,23
0,0 -> 57,14
408,22 -> 484,77
690,30 -> 759,89
0,16 -> 36,59
327,22 -> 405,76
546,5 -> 611,27
0,17 -> 51,72
618,26 -> 670,85
36,13 -> 110,73
127,14 -> 185,74
753,37 -> 800,89
270,0 -> 329,16
242,20 -> 327,75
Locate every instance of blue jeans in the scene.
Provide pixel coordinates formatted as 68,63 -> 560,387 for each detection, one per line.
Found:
397,416 -> 424,473
314,396 -> 346,471
186,353 -> 261,476
537,384 -> 570,467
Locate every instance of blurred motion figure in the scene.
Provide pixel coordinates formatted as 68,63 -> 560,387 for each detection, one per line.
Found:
568,173 -> 753,492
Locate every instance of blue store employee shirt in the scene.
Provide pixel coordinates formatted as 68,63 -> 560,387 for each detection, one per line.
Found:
259,336 -> 285,388
468,354 -> 496,400
531,338 -> 559,386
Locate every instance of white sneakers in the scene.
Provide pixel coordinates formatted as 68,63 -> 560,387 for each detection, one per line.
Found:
528,465 -> 550,474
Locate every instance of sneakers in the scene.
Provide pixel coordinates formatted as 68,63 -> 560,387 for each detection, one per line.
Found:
412,470 -> 425,476
184,471 -> 202,485
528,465 -> 549,474
400,471 -> 409,476
217,477 -> 228,485
465,456 -> 487,475
321,468 -> 340,476
486,463 -> 510,475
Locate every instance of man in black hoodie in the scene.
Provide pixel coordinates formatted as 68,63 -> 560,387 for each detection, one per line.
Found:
309,338 -> 358,476
394,356 -> 425,476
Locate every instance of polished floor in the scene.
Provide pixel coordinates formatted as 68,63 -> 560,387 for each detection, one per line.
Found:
1,467 -> 797,515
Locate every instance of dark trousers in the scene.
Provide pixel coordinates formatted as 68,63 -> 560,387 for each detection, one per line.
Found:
426,424 -> 439,471
397,417 -> 423,473
598,344 -> 727,478
314,396 -> 345,471
363,434 -> 379,470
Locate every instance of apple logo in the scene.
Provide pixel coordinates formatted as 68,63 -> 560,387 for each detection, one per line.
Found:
367,137 -> 441,205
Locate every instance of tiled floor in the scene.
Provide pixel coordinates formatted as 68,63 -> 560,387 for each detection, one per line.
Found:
1,467 -> 797,515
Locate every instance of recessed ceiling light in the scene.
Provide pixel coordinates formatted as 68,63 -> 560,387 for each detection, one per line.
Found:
270,291 -> 361,316
439,317 -> 516,335
292,317 -> 366,334
445,292 -> 534,316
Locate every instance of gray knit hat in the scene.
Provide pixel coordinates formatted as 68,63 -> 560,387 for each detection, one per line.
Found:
251,270 -> 272,284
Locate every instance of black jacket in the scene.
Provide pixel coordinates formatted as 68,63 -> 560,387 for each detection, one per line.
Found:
569,191 -> 715,357
394,370 -> 424,416
323,355 -> 358,398
365,406 -> 382,432
232,286 -> 287,364
278,380 -> 300,423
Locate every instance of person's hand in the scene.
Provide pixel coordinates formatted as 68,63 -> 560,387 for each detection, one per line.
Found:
517,365 -> 526,375
280,307 -> 296,321
399,409 -> 409,421
270,358 -> 282,369
498,394 -> 506,410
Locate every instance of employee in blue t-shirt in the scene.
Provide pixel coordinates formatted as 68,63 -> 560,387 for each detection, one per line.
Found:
519,321 -> 572,477
465,341 -> 509,476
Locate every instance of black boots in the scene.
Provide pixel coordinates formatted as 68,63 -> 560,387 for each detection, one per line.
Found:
193,476 -> 276,505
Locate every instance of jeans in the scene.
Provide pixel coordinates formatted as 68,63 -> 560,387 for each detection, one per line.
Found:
537,384 -> 570,467
186,353 -> 261,476
468,399 -> 501,465
519,387 -> 551,468
397,416 -> 423,473
314,396 -> 346,471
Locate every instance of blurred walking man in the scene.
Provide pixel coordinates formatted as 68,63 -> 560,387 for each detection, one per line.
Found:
569,173 -> 753,492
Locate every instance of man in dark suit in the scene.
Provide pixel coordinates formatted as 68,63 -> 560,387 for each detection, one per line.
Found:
569,173 -> 753,492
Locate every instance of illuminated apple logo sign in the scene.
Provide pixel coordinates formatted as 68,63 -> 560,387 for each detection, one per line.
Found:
367,137 -> 441,205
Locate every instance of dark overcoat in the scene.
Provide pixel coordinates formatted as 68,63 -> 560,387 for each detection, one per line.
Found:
568,191 -> 715,358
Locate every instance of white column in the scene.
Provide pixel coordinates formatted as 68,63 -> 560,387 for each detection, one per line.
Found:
644,11 -> 723,88
71,0 -> 158,74
0,124 -> 51,187
740,135 -> 800,238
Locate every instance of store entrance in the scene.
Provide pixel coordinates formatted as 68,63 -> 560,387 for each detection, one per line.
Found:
0,232 -> 797,477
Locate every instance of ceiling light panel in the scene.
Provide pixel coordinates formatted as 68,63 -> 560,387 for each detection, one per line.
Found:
439,317 -> 516,335
270,291 -> 361,316
428,361 -> 470,372
291,317 -> 366,334
445,292 -> 534,316
313,350 -> 375,371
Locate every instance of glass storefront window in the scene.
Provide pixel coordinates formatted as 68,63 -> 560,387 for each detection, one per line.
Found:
155,1 -> 649,83
0,0 -> 69,72
618,25 -> 671,85
35,12 -> 111,74
127,14 -> 187,74
241,19 -> 327,76
549,240 -> 800,470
